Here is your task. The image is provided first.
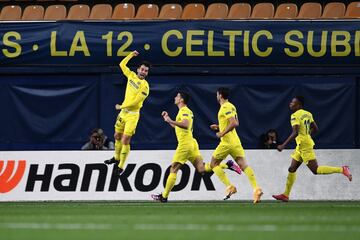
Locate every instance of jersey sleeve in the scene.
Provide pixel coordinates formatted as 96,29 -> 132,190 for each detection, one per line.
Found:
224,105 -> 237,120
141,82 -> 150,99
309,113 -> 314,123
180,109 -> 191,122
290,113 -> 300,126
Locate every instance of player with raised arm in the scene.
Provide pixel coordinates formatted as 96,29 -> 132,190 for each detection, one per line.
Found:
104,51 -> 150,176
210,87 -> 263,203
273,96 -> 352,202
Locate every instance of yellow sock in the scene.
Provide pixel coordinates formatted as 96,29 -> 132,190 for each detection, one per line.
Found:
114,140 -> 122,160
162,173 -> 177,198
317,166 -> 342,174
204,163 -> 212,173
284,172 -> 296,197
212,166 -> 231,187
118,144 -> 130,169
220,162 -> 228,169
243,166 -> 258,190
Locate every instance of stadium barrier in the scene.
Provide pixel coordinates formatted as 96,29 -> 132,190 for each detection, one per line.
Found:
0,150 -> 358,201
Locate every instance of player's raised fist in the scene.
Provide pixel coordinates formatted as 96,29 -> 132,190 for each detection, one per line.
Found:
161,111 -> 168,117
210,124 -> 219,131
115,104 -> 122,110
133,50 -> 139,56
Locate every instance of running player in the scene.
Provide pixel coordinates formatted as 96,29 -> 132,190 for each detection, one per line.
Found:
273,96 -> 352,202
210,87 -> 263,203
104,51 -> 150,176
151,91 -> 241,202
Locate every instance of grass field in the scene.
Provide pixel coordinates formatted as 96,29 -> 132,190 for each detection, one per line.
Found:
1,201 -> 359,240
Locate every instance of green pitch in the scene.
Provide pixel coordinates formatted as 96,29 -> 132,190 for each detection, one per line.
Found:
1,201 -> 359,240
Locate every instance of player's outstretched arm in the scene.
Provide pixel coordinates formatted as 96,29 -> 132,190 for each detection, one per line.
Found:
119,50 -> 139,76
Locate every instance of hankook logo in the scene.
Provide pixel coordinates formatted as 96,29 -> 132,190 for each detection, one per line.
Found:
1,161 -> 215,193
0,160 -> 26,193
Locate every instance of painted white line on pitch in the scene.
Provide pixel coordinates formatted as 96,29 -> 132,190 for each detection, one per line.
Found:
1,214 -> 356,223
0,223 -> 114,230
1,223 -> 360,233
133,224 -> 360,232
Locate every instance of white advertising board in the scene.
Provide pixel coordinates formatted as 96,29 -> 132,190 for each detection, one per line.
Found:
0,150 -> 358,201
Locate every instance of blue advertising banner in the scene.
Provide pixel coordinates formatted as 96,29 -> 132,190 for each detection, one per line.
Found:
0,20 -> 359,66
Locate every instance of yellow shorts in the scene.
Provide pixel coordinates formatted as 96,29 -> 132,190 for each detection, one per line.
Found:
212,142 -> 245,161
172,139 -> 202,165
291,145 -> 316,165
114,110 -> 140,136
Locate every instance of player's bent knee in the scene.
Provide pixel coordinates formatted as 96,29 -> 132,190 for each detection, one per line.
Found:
288,167 -> 297,173
114,132 -> 122,140
210,161 -> 219,169
121,135 -> 131,145
197,167 -> 205,175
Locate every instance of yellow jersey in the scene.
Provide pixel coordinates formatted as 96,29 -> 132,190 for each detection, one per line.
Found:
218,101 -> 241,144
119,54 -> 149,112
291,109 -> 315,146
175,106 -> 194,145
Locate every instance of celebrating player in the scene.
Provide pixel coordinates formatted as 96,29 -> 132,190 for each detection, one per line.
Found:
210,87 -> 263,203
273,96 -> 352,202
104,51 -> 150,176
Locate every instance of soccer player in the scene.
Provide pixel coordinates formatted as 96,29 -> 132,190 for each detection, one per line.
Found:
151,91 -> 241,203
210,87 -> 263,203
273,96 -> 352,202
104,51 -> 150,176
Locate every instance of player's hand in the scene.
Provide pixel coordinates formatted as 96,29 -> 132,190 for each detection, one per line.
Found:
210,124 -> 219,131
277,144 -> 285,152
161,111 -> 168,117
115,104 -> 122,110
133,50 -> 139,56
216,132 -> 224,138
164,115 -> 171,123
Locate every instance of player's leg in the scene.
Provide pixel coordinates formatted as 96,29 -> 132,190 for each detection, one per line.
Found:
114,132 -> 123,160
152,146 -> 188,202
306,159 -> 351,180
189,140 -> 206,174
211,144 -> 236,200
273,158 -> 302,202
115,114 -> 139,174
235,157 -> 258,189
118,134 -> 131,169
210,147 -> 232,187
303,148 -> 352,181
190,139 -> 228,173
233,147 -> 262,203
204,161 -> 229,173
152,162 -> 182,203
105,113 -> 124,165
192,157 -> 205,174
163,162 -> 182,199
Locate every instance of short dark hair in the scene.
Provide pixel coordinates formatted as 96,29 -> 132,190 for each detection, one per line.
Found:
138,61 -> 151,69
178,91 -> 190,104
295,96 -> 305,106
217,87 -> 230,100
